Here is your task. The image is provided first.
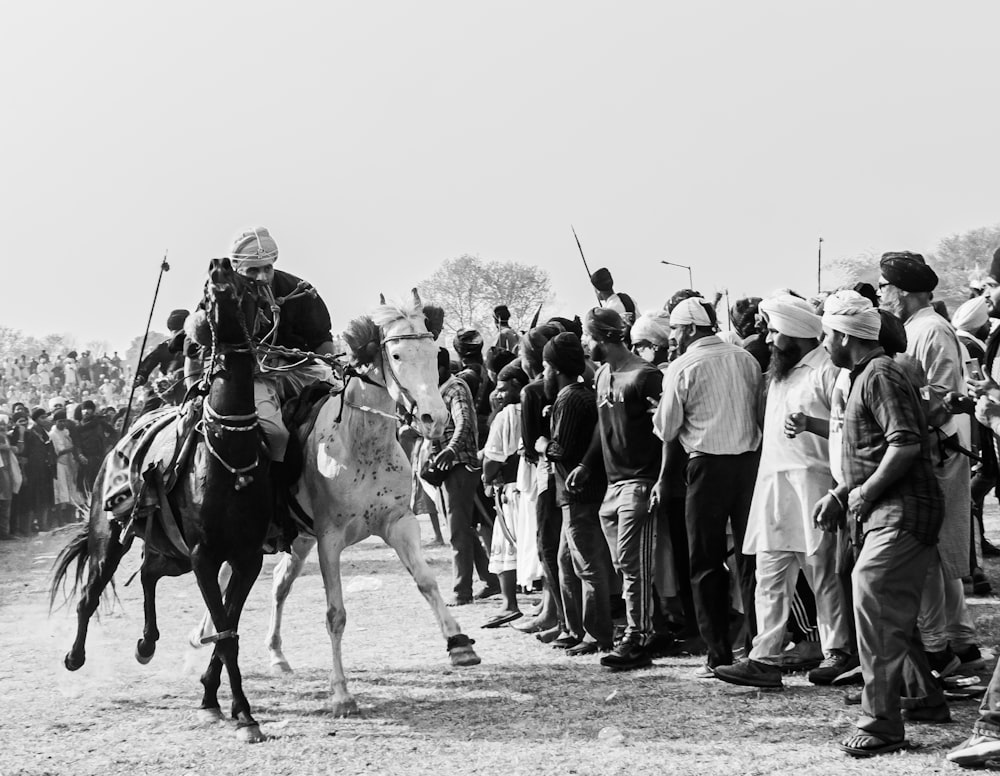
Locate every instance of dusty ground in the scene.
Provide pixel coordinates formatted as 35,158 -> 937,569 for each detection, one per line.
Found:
4,510 -> 1000,776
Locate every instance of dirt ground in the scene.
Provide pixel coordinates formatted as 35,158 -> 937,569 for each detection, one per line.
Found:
4,510 -> 1000,776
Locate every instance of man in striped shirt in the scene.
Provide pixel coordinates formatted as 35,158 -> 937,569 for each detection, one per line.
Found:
652,297 -> 763,677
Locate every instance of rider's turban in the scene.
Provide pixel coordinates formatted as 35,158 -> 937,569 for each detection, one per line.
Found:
231,227 -> 279,269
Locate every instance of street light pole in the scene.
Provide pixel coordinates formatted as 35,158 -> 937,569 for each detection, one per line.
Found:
817,237 -> 823,294
660,260 -> 693,289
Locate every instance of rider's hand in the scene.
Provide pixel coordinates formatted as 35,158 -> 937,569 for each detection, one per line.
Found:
433,448 -> 457,470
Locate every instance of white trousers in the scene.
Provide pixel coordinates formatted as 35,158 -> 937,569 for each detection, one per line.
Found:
749,531 -> 852,664
917,554 -> 977,652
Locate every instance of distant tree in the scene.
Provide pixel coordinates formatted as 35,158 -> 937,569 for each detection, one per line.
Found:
821,249 -> 881,290
418,255 -> 552,338
85,339 -> 111,357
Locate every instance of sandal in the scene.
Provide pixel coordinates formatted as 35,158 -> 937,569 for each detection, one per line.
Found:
839,733 -> 909,758
481,611 -> 523,629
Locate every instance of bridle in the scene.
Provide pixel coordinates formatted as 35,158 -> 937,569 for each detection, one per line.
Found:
344,329 -> 435,425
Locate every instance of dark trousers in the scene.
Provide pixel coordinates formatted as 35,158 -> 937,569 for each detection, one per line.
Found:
559,501 -> 614,646
536,479 -> 565,626
685,450 -> 758,668
441,465 -> 492,598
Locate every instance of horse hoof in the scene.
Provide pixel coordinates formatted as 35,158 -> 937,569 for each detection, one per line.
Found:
135,640 -> 155,665
269,661 -> 294,675
449,646 -> 481,667
64,652 -> 84,672
197,708 -> 225,724
331,698 -> 360,718
236,724 -> 266,744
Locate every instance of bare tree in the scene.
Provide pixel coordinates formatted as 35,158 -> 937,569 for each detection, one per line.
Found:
418,254 -> 552,337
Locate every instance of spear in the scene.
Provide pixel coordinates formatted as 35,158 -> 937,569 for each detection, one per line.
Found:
120,252 -> 170,437
571,225 -> 602,303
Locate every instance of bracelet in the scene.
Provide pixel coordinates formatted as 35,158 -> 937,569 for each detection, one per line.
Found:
827,489 -> 846,512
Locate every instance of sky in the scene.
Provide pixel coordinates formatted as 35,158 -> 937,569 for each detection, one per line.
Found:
4,1 -> 1000,353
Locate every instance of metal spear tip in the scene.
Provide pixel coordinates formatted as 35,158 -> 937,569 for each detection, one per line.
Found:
161,259 -> 171,272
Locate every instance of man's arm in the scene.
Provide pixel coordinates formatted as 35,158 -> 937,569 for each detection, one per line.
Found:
847,443 -> 920,518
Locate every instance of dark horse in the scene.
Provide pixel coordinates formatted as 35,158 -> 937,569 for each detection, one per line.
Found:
51,257 -> 272,743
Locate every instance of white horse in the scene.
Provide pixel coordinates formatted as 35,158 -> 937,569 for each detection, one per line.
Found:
191,290 -> 479,716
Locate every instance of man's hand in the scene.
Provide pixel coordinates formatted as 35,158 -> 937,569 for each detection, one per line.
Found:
784,412 -> 807,438
649,481 -> 667,511
432,448 -> 456,470
968,376 -> 1000,401
975,395 -> 1000,427
944,391 -> 974,415
566,464 -> 590,494
848,486 -> 873,522
534,436 -> 549,456
812,493 -> 844,532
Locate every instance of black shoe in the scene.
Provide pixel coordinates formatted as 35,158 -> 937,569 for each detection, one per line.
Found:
983,540 -> 1000,558
972,569 -> 993,596
714,658 -> 783,689
552,635 -> 581,649
808,650 -> 859,686
645,632 -> 683,659
600,638 -> 653,671
955,644 -> 985,669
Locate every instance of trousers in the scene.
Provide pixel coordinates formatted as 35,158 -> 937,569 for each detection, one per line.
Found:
559,501 -> 614,646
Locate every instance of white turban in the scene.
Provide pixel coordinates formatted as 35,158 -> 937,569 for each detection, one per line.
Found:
952,296 -> 989,335
821,290 -> 882,340
630,310 -> 673,346
231,226 -> 279,269
669,298 -> 712,327
759,294 -> 823,339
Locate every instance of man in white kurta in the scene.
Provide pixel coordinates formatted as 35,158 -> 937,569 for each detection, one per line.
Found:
715,295 -> 850,689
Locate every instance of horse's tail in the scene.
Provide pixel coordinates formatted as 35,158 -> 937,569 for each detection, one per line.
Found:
48,460 -> 115,611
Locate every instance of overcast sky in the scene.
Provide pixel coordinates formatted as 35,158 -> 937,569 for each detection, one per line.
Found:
4,1 -> 1000,353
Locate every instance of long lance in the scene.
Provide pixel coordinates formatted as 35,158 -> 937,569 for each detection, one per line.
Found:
120,252 -> 170,437
571,225 -> 602,303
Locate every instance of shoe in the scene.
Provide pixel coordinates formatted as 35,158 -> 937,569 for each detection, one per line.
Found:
714,658 -> 783,689
808,650 -> 859,686
645,632 -> 683,659
566,640 -> 606,657
902,703 -> 952,723
446,595 -> 473,607
983,540 -> 1000,558
839,732 -> 908,758
955,644 -> 985,670
926,647 -> 961,679
947,733 -> 1000,766
972,569 -> 993,596
552,634 -> 581,649
832,664 -> 865,686
600,638 -> 653,671
474,585 -> 501,600
694,663 -> 718,680
779,641 -> 823,672
481,610 -> 522,629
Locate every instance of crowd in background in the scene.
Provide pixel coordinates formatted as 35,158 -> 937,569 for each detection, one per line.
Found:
408,252 -> 1000,764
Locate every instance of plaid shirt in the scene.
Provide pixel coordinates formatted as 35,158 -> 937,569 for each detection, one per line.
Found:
841,348 -> 943,545
435,376 -> 480,467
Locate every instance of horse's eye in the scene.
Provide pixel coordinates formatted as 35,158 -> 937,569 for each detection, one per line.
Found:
392,354 -> 401,360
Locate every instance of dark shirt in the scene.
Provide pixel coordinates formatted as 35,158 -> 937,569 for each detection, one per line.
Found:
433,376 -> 479,467
743,334 -> 771,373
519,378 -> 549,465
456,361 -> 493,443
842,348 -> 943,545
547,382 -> 606,506
76,416 -> 116,461
136,332 -> 187,382
584,355 -> 663,483
264,270 -> 333,351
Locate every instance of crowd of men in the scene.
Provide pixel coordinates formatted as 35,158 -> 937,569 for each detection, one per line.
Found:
413,253 -> 1000,764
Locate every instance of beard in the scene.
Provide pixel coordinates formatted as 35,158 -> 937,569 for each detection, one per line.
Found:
544,371 -> 561,402
590,341 -> 608,364
768,341 -> 804,382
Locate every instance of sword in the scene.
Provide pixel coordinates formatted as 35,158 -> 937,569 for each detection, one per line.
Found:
572,225 -> 602,303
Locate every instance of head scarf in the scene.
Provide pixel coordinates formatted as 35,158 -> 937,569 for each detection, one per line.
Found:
665,289 -> 702,313
231,227 -> 279,269
485,347 -> 516,375
668,298 -> 712,328
877,309 -> 908,356
496,361 -> 529,387
759,294 -> 823,339
51,408 -> 67,422
543,333 -> 586,378
48,397 -> 66,411
547,316 -> 584,338
849,282 -> 878,308
167,309 -> 190,331
520,323 -> 561,374
590,268 -> 614,292
493,305 -> 510,323
879,251 -> 938,292
584,308 -> 626,343
952,296 -> 989,334
730,297 -> 761,339
452,329 -> 484,356
630,310 -> 672,346
80,399 -> 96,411
821,290 -> 881,340
30,407 -> 48,422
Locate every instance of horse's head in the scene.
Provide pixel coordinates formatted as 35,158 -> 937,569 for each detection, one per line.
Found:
198,257 -> 260,348
343,289 -> 448,440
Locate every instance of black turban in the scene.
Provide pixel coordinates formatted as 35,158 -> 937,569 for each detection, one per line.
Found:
991,247 -> 1000,284
546,316 -> 583,338
730,297 -> 761,339
665,288 -> 702,314
80,400 -> 96,411
485,347 -> 516,375
877,309 -> 907,356
30,407 -> 48,421
850,283 -> 878,308
543,332 -> 586,378
52,408 -> 67,421
590,267 -> 614,292
493,304 -> 510,323
436,347 -> 451,372
167,309 -> 190,331
584,307 -> 626,343
452,328 -> 484,356
880,252 -> 938,292
519,323 -> 561,374
496,361 -> 529,387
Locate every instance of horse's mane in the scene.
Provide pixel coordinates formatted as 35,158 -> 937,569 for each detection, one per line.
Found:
344,296 -> 432,365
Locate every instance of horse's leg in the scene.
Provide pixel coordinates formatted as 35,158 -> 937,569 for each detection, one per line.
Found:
190,548 -> 235,725
267,535 -> 316,674
188,563 -> 233,648
315,532 -> 356,716
135,553 -> 163,664
218,552 -> 265,743
65,525 -> 127,671
384,513 -> 481,667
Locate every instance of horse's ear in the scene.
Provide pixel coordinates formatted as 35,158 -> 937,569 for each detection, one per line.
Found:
411,288 -> 422,307
379,293 -> 386,305
343,315 -> 380,365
